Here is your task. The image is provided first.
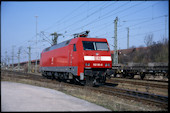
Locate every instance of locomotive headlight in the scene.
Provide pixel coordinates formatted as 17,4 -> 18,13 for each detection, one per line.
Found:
87,63 -> 90,66
85,63 -> 90,66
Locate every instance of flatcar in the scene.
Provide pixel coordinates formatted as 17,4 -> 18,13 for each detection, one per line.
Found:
40,34 -> 113,86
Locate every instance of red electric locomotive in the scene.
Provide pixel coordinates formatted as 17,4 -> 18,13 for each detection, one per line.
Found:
40,32 -> 113,86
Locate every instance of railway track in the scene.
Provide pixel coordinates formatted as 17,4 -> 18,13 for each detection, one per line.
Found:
113,77 -> 168,83
95,86 -> 168,109
107,78 -> 168,89
1,70 -> 168,109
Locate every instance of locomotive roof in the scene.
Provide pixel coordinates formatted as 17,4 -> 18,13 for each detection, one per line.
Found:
43,39 -> 71,52
43,37 -> 107,53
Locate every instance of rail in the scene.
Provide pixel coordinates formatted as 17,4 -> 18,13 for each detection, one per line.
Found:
94,86 -> 168,109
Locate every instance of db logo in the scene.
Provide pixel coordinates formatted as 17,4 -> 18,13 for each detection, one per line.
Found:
95,56 -> 101,60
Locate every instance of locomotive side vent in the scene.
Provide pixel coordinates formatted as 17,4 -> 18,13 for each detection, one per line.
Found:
73,30 -> 90,38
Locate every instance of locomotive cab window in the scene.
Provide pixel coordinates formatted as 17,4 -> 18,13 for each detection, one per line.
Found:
73,44 -> 76,51
82,41 -> 109,51
96,42 -> 109,51
82,41 -> 95,50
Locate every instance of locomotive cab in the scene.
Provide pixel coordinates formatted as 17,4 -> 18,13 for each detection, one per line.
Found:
80,38 -> 113,86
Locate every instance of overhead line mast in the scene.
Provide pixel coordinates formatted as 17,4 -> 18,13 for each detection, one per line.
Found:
113,17 -> 118,65
35,16 -> 38,73
28,46 -> 31,73
165,15 -> 167,38
127,27 -> 129,49
12,45 -> 15,70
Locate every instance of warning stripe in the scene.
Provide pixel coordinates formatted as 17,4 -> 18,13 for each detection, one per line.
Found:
84,56 -> 111,61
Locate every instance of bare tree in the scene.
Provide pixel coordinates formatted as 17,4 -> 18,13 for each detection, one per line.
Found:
144,33 -> 153,47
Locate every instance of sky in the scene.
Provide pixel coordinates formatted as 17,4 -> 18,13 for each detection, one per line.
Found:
1,1 -> 169,64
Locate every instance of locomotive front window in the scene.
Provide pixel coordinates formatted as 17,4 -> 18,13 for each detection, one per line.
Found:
82,41 -> 109,51
96,42 -> 109,51
83,41 -> 95,50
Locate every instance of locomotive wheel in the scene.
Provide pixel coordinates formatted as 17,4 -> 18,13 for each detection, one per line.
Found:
80,81 -> 86,86
51,74 -> 55,80
140,74 -> 145,80
85,76 -> 94,86
69,79 -> 75,84
85,75 -> 100,87
113,73 -> 117,78
73,77 -> 79,85
100,75 -> 106,84
128,73 -> 134,79
122,74 -> 126,78
93,79 -> 100,87
57,76 -> 62,82
42,73 -> 46,78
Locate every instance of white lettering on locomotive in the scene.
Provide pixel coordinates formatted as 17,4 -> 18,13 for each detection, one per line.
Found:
93,63 -> 103,66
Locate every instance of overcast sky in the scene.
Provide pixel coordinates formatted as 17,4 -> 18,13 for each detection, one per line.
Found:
1,1 -> 169,64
